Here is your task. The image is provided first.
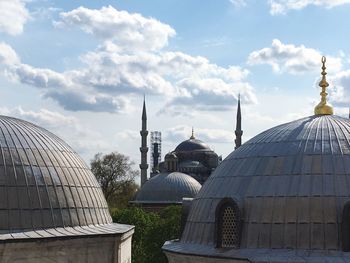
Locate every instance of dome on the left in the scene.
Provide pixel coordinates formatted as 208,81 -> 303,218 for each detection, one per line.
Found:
0,115 -> 111,231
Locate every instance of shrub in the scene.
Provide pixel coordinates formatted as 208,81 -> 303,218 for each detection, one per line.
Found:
111,206 -> 181,263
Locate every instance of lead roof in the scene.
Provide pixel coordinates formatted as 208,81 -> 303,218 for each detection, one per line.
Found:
0,115 -> 112,234
133,172 -> 201,203
175,138 -> 212,152
167,115 -> 350,260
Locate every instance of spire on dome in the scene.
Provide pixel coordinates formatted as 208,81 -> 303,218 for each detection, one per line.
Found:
190,127 -> 195,139
314,56 -> 334,115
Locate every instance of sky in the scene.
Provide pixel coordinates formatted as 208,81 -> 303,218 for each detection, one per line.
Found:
1,0 -> 350,183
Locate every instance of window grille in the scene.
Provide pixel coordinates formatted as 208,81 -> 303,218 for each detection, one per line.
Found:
217,200 -> 240,248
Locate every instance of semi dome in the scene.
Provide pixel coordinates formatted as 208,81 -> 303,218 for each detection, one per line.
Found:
175,138 -> 211,152
0,115 -> 111,233
167,114 -> 350,257
133,172 -> 201,203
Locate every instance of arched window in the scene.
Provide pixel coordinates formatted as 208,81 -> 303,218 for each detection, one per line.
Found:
342,202 -> 350,251
216,199 -> 241,248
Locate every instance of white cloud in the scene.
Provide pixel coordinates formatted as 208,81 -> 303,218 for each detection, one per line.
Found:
55,5 -> 175,52
0,107 -> 109,157
0,42 -> 255,113
0,0 -> 30,35
0,42 -> 132,113
328,69 -> 350,107
0,6 -> 257,114
81,49 -> 256,112
116,130 -> 140,141
269,0 -> 350,15
0,42 -> 20,65
247,39 -> 342,74
163,77 -> 255,113
31,6 -> 62,20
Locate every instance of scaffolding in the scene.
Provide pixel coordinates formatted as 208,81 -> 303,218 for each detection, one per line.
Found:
150,131 -> 162,177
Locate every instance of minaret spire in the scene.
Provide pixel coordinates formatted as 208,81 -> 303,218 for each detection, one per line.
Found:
140,96 -> 148,186
235,94 -> 243,150
314,56 -> 333,115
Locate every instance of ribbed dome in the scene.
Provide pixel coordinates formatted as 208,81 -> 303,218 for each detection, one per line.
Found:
181,115 -> 350,251
0,115 -> 111,233
134,172 -> 201,203
175,138 -> 211,152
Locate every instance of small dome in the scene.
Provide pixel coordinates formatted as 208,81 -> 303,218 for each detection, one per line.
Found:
133,172 -> 201,203
175,138 -> 211,152
0,115 -> 111,232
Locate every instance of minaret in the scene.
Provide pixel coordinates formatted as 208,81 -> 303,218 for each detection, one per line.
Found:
139,96 -> 148,186
235,94 -> 243,150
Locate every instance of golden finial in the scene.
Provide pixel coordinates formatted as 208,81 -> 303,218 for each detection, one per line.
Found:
190,127 -> 195,139
314,56 -> 333,115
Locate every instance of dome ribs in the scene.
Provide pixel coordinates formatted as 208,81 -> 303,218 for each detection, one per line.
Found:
22,117 -> 110,225
133,172 -> 201,203
0,116 -> 112,235
178,115 -> 350,253
6,117 -> 68,229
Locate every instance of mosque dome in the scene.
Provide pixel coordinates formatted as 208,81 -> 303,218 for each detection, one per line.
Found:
133,172 -> 201,204
175,138 -> 211,152
0,115 -> 111,233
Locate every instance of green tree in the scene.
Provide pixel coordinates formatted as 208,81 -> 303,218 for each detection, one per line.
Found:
112,206 -> 182,263
145,206 -> 182,262
91,152 -> 139,208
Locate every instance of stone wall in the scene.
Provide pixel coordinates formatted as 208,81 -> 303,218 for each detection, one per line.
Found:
0,234 -> 133,263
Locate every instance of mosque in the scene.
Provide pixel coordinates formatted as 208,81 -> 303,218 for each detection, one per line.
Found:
163,57 -> 350,262
0,116 -> 133,262
131,92 -> 243,211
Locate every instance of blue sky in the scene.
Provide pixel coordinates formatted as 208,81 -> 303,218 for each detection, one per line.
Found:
1,0 -> 350,182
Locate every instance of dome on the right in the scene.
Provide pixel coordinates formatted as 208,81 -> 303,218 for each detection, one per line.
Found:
181,114 -> 350,250
163,57 -> 350,262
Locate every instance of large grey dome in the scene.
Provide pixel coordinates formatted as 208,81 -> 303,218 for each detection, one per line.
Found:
0,115 -> 111,233
180,115 -> 350,252
133,172 -> 201,203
